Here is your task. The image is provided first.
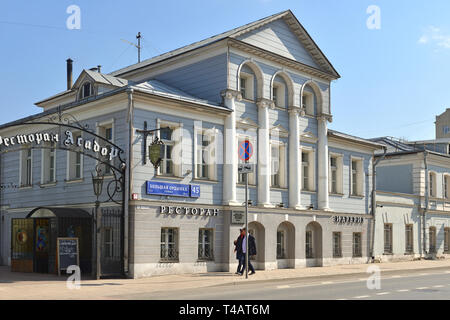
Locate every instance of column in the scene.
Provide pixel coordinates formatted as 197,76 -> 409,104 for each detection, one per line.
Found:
288,107 -> 302,209
317,115 -> 330,210
221,90 -> 241,206
257,99 -> 273,207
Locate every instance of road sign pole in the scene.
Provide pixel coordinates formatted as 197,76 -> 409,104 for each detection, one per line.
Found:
245,170 -> 249,279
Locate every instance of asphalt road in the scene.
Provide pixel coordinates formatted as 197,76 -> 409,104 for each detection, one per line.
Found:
111,267 -> 450,300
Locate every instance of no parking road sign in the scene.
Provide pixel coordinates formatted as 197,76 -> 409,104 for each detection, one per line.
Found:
238,140 -> 253,162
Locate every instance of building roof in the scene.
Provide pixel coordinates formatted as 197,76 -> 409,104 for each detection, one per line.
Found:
109,10 -> 339,78
328,129 -> 385,149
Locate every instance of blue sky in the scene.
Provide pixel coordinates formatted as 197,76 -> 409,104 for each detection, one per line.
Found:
1,0 -> 450,141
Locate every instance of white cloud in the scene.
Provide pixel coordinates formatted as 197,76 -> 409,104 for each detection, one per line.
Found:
418,25 -> 450,49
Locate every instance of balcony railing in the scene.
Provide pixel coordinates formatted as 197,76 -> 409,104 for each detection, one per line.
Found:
160,248 -> 179,262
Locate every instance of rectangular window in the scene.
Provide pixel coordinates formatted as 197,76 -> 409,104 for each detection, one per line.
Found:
20,146 -> 32,187
42,142 -> 56,184
405,224 -> 414,254
198,229 -> 214,261
160,127 -> 174,176
351,159 -> 363,196
103,227 -> 114,258
305,231 -> 313,258
429,227 -> 436,253
277,230 -> 285,259
384,224 -> 393,254
445,228 -> 450,253
429,173 -> 436,197
272,86 -> 278,106
98,123 -> 113,175
240,77 -> 247,99
353,232 -> 362,257
196,132 -> 213,179
68,133 -> 83,180
333,232 -> 342,258
302,151 -> 309,191
330,157 -> 337,194
160,228 -> 178,262
271,144 -> 280,187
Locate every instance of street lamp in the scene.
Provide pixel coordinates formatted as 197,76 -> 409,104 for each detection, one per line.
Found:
91,167 -> 104,280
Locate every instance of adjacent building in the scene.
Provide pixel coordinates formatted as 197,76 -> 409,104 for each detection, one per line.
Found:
0,10 -> 385,278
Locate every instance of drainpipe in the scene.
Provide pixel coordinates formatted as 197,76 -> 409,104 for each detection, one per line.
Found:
124,88 -> 134,277
423,151 -> 429,258
370,147 -> 387,261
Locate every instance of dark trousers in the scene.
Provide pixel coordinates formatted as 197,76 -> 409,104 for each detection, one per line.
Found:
236,255 -> 243,273
239,253 -> 255,273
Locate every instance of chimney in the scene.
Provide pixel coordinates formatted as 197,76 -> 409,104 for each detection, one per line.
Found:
97,65 -> 101,73
66,58 -> 73,90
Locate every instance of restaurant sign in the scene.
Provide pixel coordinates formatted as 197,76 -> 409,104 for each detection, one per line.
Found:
332,215 -> 364,224
0,130 -> 120,161
160,205 -> 218,216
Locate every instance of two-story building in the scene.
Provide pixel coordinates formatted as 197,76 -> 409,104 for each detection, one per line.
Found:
371,136 -> 450,261
0,10 -> 383,278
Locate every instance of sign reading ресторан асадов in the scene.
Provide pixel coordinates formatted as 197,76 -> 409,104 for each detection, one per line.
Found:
0,130 -> 120,161
160,205 -> 219,216
332,215 -> 364,224
147,181 -> 200,198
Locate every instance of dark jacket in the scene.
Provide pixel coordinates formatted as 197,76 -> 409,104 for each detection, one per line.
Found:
236,234 -> 257,257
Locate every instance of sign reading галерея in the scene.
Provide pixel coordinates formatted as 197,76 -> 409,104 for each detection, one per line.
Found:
0,130 -> 120,161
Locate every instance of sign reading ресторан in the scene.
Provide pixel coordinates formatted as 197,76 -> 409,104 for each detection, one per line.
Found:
332,215 -> 364,224
0,130 -> 120,161
160,205 -> 219,216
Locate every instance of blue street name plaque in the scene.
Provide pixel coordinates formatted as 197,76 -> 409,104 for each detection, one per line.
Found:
146,181 -> 200,198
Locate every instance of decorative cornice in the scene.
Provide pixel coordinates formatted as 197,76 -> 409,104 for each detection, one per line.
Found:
228,39 -> 337,82
221,89 -> 242,101
256,98 -> 275,109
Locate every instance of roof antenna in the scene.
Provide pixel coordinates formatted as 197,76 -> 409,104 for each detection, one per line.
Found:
121,32 -> 142,63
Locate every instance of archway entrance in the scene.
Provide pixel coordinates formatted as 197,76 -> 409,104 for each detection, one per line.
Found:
305,221 -> 322,267
276,221 -> 295,269
248,221 -> 265,270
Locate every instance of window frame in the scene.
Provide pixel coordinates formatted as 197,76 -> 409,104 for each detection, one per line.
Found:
332,232 -> 342,258
96,119 -> 115,177
444,227 -> 450,253
156,119 -> 183,177
383,223 -> 393,254
305,230 -> 313,259
66,131 -> 84,181
350,157 -> 364,197
194,126 -> 217,181
429,226 -> 437,253
19,145 -> 33,187
272,81 -> 286,108
79,81 -> 94,100
405,224 -> 414,254
198,228 -> 214,261
270,141 -> 287,189
239,72 -> 254,101
41,142 -> 57,185
429,171 -> 437,198
301,147 -> 315,192
276,229 -> 286,259
352,232 -> 362,257
329,153 -> 343,195
302,91 -> 314,116
160,227 -> 179,262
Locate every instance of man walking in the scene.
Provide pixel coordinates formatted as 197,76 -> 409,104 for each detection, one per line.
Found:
238,228 -> 256,275
234,229 -> 244,275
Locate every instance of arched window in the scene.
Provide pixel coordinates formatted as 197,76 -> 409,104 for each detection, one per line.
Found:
239,64 -> 257,101
302,85 -> 316,116
272,75 -> 287,108
79,82 -> 93,99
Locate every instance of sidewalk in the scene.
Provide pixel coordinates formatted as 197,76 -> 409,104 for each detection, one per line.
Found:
1,259 -> 449,299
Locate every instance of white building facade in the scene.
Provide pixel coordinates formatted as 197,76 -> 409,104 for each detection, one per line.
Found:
0,10 -> 384,278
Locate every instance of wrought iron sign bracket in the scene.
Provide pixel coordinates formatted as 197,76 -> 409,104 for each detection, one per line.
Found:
135,121 -> 169,165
